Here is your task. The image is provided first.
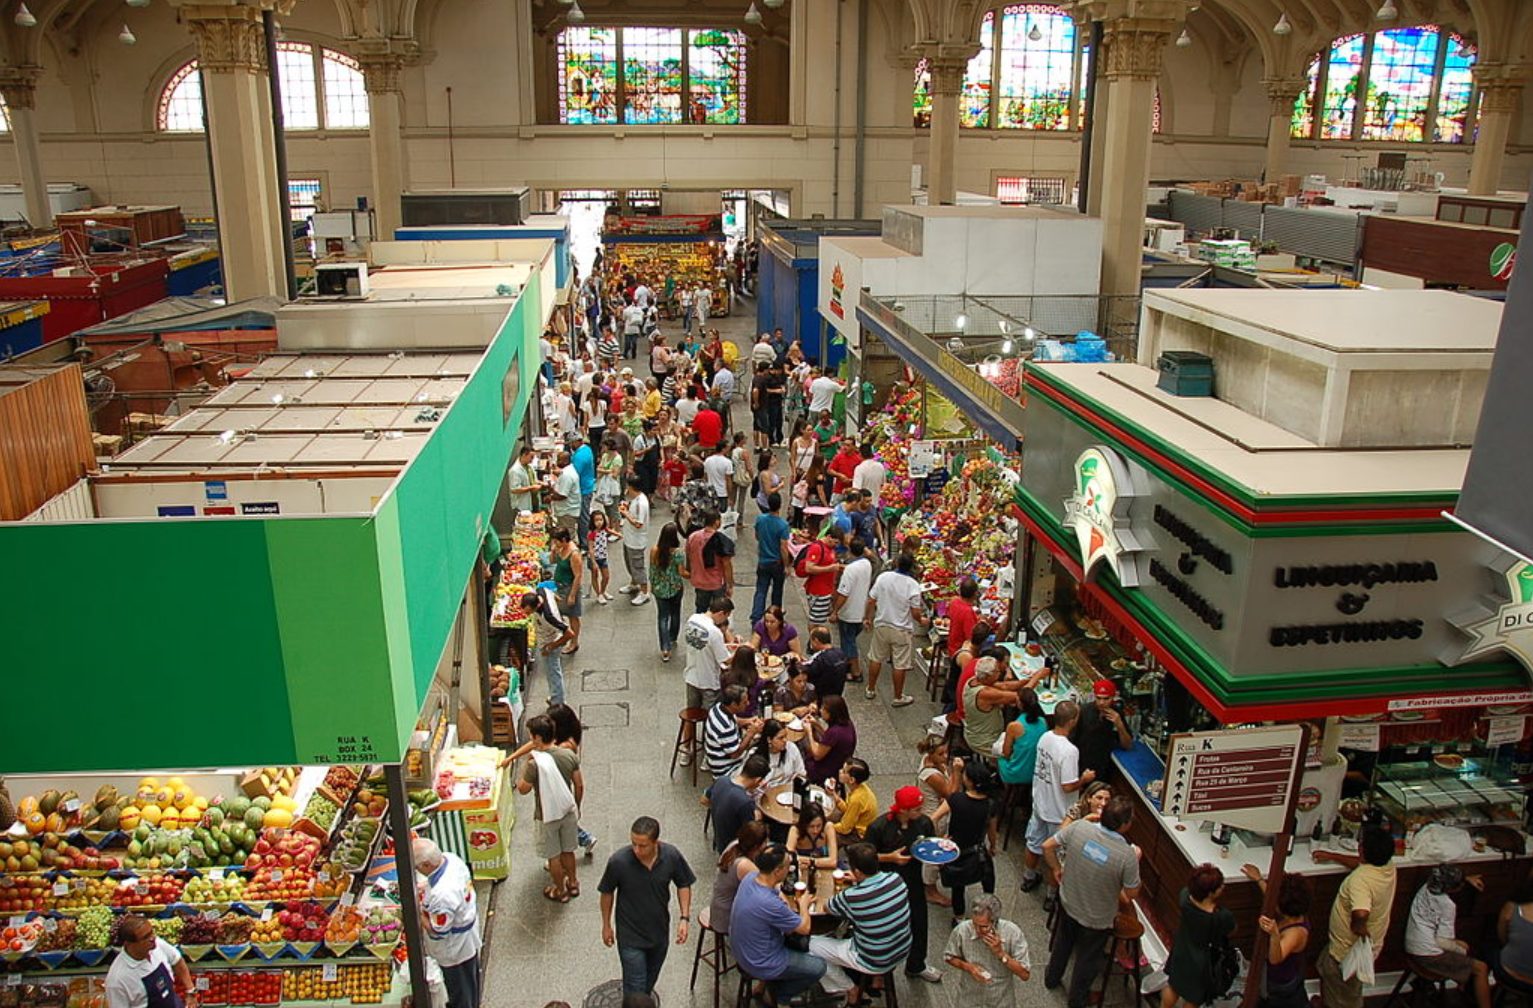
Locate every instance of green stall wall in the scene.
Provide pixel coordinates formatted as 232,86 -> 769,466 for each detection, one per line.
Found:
0,282 -> 542,774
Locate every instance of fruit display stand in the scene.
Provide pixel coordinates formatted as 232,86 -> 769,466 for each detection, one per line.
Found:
426,749 -> 514,882
0,769 -> 417,1005
599,224 -> 732,317
488,511 -> 549,745
855,382 -> 1021,625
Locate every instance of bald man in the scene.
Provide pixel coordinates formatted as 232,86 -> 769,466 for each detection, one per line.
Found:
412,838 -> 483,1008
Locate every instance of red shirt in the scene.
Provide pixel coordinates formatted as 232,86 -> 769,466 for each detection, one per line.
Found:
954,657 -> 979,720
946,598 -> 978,658
692,408 -> 723,449
802,539 -> 839,597
828,449 -> 862,492
664,458 -> 688,488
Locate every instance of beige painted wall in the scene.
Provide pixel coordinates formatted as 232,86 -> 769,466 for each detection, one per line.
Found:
2,0 -> 1531,220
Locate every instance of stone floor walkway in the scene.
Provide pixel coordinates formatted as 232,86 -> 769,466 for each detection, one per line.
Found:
482,304 -> 1086,1008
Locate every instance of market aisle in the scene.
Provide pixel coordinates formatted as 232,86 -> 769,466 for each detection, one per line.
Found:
485,309 -> 1064,1008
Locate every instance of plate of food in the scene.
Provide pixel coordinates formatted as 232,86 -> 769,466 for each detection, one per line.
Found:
1391,711 -> 1426,722
774,711 -> 797,723
1433,753 -> 1467,771
910,837 -> 960,865
1487,704 -> 1529,716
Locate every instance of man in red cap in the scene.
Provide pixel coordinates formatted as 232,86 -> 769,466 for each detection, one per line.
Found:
1071,679 -> 1132,779
865,785 -> 943,983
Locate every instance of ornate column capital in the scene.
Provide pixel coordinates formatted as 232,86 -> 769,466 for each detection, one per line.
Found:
358,54 -> 404,94
0,65 -> 44,110
177,5 -> 268,73
1100,20 -> 1174,81
1473,63 -> 1529,115
1263,76 -> 1308,117
926,55 -> 972,95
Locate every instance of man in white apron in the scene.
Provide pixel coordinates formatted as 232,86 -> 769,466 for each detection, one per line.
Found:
106,915 -> 197,1008
413,838 -> 484,1008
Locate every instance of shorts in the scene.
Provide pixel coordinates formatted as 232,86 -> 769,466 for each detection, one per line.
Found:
540,811 -> 580,859
1409,950 -> 1477,986
837,620 -> 862,659
866,624 -> 915,670
558,589 -> 583,618
1317,951 -> 1363,1008
555,514 -> 578,536
1024,812 -> 1060,856
686,683 -> 719,712
592,557 -> 609,569
806,594 -> 833,625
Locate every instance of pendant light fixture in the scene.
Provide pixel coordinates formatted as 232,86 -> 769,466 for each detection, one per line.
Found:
1272,12 -> 1292,35
566,0 -> 584,24
13,2 -> 34,26
763,0 -> 784,7
1176,28 -> 1192,47
1028,22 -> 1043,42
744,2 -> 763,26
1375,0 -> 1398,20
118,22 -> 136,44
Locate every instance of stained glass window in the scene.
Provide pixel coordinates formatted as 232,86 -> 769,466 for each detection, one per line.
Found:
1434,34 -> 1476,143
559,26 -> 619,124
1361,26 -> 1442,141
688,29 -> 747,124
1292,56 -> 1321,138
962,13 -> 995,128
997,3 -> 1076,129
0,97 -> 8,134
913,59 -> 932,128
622,27 -> 684,125
156,43 -> 369,132
1294,27 -> 1477,143
1319,34 -> 1366,140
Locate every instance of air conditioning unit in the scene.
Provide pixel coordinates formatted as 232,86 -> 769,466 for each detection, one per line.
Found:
312,262 -> 370,298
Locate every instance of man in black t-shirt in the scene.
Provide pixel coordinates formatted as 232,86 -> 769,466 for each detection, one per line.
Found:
802,626 -> 849,698
758,362 -> 786,445
1071,678 -> 1132,779
597,816 -> 697,999
865,786 -> 942,983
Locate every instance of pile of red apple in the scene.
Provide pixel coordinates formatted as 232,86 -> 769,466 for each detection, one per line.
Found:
0,876 -> 53,912
110,873 -> 185,908
244,866 -> 316,902
226,970 -> 281,1006
277,901 -> 331,943
242,829 -> 321,873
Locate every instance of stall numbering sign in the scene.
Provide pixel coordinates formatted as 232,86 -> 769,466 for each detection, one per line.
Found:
1163,725 -> 1306,834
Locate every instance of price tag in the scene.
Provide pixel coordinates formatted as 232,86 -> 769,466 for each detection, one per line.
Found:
196,977 -> 211,991
340,892 -> 356,907
1338,722 -> 1381,752
41,917 -> 57,932
260,907 -> 273,922
204,910 -> 220,922
322,963 -> 339,982
52,881 -> 69,896
61,798 -> 81,815
8,916 -> 22,928
317,870 -> 330,883
4,973 -> 20,987
270,870 -> 283,882
208,868 -> 224,881
1488,715 -> 1527,747
135,882 -> 149,896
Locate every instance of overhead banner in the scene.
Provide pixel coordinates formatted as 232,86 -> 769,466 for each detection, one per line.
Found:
1456,190 -> 1533,563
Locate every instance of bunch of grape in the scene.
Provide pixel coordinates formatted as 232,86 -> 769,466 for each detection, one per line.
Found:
74,906 -> 113,950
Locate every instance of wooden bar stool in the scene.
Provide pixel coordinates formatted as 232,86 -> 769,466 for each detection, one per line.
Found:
925,645 -> 948,701
849,968 -> 900,1008
1093,912 -> 1145,1006
689,907 -> 734,1008
1384,962 -> 1449,1008
670,706 -> 707,787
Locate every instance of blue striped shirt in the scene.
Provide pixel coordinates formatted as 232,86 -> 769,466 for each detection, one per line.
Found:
827,870 -> 911,973
705,702 -> 742,776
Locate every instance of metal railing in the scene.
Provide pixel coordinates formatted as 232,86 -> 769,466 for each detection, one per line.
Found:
867,293 -> 1141,363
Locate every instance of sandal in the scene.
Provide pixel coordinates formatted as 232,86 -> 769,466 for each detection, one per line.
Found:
542,885 -> 569,903
565,882 -> 581,898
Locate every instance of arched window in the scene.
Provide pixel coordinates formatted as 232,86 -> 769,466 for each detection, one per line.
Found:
556,26 -> 747,125
156,42 -> 369,132
1291,25 -> 1477,142
912,4 -> 1158,133
0,97 -> 9,133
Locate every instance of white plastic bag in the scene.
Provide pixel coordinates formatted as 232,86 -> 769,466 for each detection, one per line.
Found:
1341,936 -> 1376,985
1411,823 -> 1474,862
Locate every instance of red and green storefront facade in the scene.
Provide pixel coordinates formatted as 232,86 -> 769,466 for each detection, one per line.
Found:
1016,362 -> 1533,723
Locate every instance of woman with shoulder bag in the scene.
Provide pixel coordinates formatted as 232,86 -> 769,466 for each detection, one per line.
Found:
936,758 -> 997,923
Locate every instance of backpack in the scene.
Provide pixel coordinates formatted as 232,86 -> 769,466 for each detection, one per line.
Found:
1207,933 -> 1241,1000
795,540 -> 825,580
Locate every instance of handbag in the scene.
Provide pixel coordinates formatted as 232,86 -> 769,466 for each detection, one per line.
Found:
938,845 -> 990,888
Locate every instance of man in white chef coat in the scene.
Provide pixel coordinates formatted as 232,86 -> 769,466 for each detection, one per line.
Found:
413,838 -> 483,1008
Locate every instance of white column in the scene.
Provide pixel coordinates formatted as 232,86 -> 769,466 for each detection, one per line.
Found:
926,57 -> 966,206
0,68 -> 51,230
361,55 -> 408,238
178,3 -> 289,301
1469,65 -> 1525,196
1262,77 -> 1306,182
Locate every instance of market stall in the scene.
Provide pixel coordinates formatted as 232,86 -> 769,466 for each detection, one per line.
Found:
1013,288 -> 1533,982
600,214 -> 732,316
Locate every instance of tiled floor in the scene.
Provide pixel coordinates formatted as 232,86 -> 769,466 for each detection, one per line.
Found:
483,304 -> 1084,1008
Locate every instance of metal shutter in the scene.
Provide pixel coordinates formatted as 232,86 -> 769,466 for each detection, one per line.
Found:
1263,206 -> 1361,267
1221,200 -> 1263,240
1168,191 -> 1222,232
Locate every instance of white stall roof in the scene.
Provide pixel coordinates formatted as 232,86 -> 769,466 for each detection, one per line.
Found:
112,430 -> 431,468
245,351 -> 479,379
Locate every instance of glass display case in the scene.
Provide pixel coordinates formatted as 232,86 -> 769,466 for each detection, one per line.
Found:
1375,757 -> 1526,834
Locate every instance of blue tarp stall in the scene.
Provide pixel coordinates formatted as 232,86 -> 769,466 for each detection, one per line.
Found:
0,301 -> 48,358
165,247 -> 221,296
756,219 -> 878,368
395,215 -> 573,291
